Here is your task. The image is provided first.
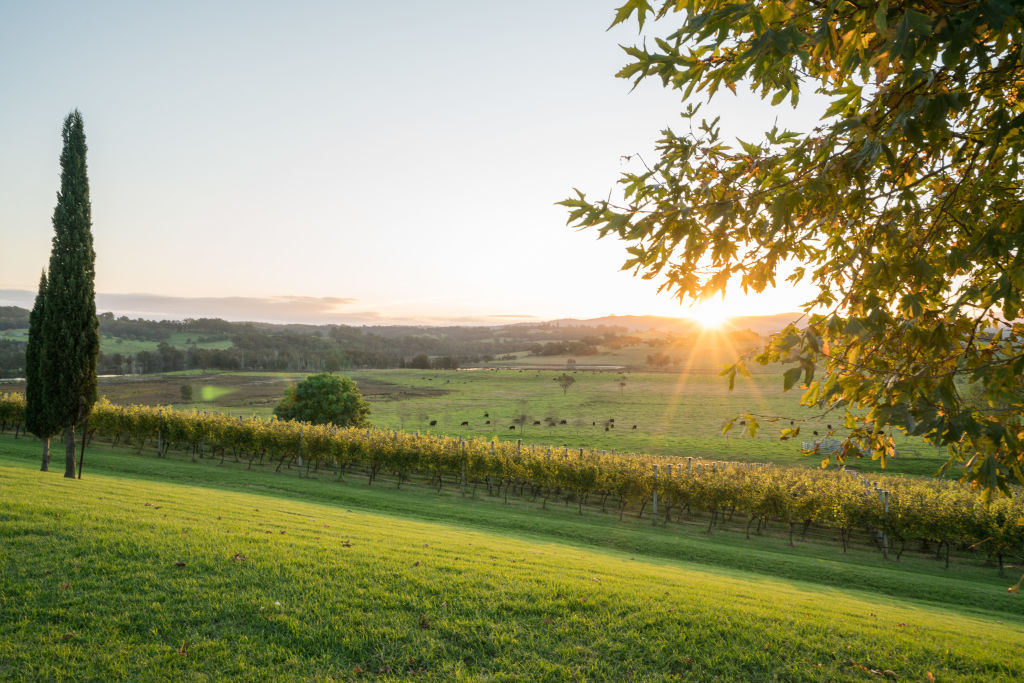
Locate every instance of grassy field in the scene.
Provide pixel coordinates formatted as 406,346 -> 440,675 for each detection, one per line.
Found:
2,433 -> 1022,681
342,369 -> 949,478
0,365 -> 952,478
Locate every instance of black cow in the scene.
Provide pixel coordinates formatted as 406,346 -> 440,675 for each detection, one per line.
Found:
460,421 -> 469,427
429,420 -> 437,426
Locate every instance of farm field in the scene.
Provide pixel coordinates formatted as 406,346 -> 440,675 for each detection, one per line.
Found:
0,329 -> 233,356
0,366 -> 951,478
1,435 -> 1022,681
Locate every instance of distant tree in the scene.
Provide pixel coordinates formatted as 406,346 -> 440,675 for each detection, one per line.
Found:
554,373 -> 576,396
566,358 -> 577,370
617,374 -> 627,395
274,373 -> 370,427
41,110 -> 100,479
25,271 -> 60,471
408,353 -> 431,370
180,384 -> 194,402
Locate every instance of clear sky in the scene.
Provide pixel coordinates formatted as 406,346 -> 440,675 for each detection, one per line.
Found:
0,1 -> 821,325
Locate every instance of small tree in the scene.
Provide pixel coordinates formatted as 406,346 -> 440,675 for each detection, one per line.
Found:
554,373 -> 575,395
274,373 -> 370,427
408,354 -> 431,370
25,271 -> 60,471
180,384 -> 194,402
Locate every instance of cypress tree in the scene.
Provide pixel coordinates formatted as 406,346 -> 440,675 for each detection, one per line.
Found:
25,270 -> 60,471
42,110 -> 100,479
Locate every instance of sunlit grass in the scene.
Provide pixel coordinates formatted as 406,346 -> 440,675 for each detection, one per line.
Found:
1,436 -> 1022,681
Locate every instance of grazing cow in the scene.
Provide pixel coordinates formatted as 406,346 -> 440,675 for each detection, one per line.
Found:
559,419 -> 567,425
592,421 -> 596,426
429,420 -> 437,426
485,420 -> 491,425
632,425 -> 637,430
827,424 -> 832,429
484,412 -> 489,417
460,421 -> 469,427
739,420 -> 746,426
509,425 -> 516,430
533,420 -> 541,425
813,430 -> 819,436
609,418 -> 615,422
604,426 -> 609,432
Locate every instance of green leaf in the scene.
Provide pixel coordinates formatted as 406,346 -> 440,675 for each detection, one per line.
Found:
783,367 -> 802,391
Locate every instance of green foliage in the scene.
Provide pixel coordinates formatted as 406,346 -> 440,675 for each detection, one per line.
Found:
25,272 -> 59,445
179,384 -> 194,402
41,111 -> 100,477
274,373 -> 370,427
565,1 -> 1024,496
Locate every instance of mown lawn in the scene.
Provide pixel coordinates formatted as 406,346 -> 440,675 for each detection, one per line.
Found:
1,435 -> 1021,681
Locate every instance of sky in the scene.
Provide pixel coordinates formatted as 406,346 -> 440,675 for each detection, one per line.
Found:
0,1 -> 823,326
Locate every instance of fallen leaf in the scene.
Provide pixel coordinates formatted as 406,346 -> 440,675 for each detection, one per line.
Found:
412,561 -> 419,567
543,618 -> 554,624
352,665 -> 364,674
926,672 -> 935,682
174,561 -> 187,567
342,540 -> 352,548
60,582 -> 70,590
61,632 -> 75,641
233,553 -> 247,562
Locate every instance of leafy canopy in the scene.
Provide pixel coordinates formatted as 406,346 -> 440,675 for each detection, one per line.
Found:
563,1 -> 1024,498
274,373 -> 370,428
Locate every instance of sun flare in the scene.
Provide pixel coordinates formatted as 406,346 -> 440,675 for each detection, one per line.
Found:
686,301 -> 730,329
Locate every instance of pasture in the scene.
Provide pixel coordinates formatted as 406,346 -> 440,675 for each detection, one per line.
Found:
0,364 -> 952,478
1,435 -> 1022,681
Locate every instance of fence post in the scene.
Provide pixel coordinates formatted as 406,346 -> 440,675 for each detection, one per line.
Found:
516,439 -> 521,456
687,457 -> 692,475
461,440 -> 467,495
652,465 -> 659,523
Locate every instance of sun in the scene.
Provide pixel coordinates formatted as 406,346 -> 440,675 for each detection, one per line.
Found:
686,301 -> 730,329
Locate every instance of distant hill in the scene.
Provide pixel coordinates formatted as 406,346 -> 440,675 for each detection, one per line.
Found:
549,313 -> 802,337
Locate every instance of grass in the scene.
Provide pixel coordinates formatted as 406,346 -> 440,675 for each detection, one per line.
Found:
2,433 -> 1023,681
0,366 -> 955,478
345,368 -> 949,478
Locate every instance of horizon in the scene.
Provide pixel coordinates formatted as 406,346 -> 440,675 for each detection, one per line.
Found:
0,287 -> 801,329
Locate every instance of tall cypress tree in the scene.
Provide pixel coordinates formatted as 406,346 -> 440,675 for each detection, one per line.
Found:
42,110 -> 100,479
25,270 -> 60,471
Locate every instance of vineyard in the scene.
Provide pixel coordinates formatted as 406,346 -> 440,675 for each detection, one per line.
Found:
1,393 -> 1022,571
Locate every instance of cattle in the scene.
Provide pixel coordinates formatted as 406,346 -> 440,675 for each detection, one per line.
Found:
484,412 -> 489,417
609,418 -> 615,422
460,421 -> 469,427
605,426 -> 609,432
509,425 -> 516,430
813,430 -> 819,436
429,420 -> 437,426
485,420 -> 491,425
632,425 -> 637,430
827,424 -> 832,429
592,421 -> 596,426
533,420 -> 541,425
559,419 -> 567,425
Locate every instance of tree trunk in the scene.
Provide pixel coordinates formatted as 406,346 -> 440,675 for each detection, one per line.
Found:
64,425 -> 76,479
41,437 -> 50,472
